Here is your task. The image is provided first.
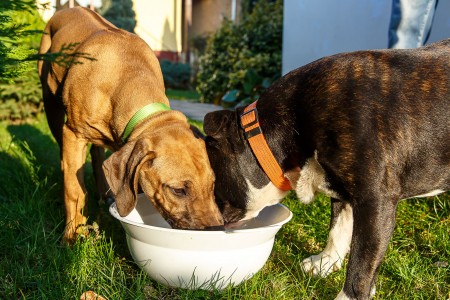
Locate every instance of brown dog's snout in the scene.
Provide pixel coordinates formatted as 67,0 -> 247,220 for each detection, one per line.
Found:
163,208 -> 224,230
191,213 -> 224,230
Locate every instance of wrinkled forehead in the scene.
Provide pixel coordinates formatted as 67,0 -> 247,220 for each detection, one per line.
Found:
151,139 -> 213,178
154,126 -> 207,154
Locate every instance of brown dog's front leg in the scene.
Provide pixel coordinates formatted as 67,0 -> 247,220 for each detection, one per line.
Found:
62,125 -> 88,243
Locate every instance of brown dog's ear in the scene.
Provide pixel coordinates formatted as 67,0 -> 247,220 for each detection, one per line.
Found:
203,110 -> 235,138
103,139 -> 155,216
190,124 -> 205,140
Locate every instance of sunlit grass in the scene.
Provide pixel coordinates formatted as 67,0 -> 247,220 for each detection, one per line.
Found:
0,114 -> 448,299
166,89 -> 200,101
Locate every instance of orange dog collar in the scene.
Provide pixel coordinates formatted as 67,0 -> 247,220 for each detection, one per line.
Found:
240,101 -> 292,191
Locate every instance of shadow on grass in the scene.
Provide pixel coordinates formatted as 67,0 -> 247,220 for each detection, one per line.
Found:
5,123 -> 129,256
0,142 -> 67,297
7,123 -> 60,181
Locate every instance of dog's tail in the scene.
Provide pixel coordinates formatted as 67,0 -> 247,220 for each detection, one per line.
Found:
37,19 -> 66,148
37,21 -> 53,77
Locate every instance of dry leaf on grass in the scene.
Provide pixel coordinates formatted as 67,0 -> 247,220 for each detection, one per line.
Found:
80,291 -> 107,300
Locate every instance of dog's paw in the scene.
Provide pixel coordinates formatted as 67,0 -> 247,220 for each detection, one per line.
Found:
333,286 -> 376,300
301,252 -> 343,277
334,289 -> 353,300
370,285 -> 376,298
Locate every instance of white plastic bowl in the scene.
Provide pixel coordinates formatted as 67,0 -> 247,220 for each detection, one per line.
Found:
110,194 -> 292,290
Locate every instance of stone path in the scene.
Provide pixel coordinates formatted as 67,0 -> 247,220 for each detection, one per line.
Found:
169,99 -> 223,121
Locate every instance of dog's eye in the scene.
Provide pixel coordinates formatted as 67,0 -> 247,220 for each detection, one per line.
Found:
205,136 -> 219,148
170,187 -> 187,197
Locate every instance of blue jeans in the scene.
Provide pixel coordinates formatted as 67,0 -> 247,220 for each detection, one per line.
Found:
388,0 -> 439,48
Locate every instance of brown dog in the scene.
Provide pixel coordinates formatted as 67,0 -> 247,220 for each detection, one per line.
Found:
38,7 -> 223,242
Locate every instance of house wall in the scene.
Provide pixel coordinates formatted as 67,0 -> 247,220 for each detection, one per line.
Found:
191,0 -> 241,38
38,0 -> 242,62
37,0 -> 101,21
133,0 -> 183,61
133,0 -> 240,62
282,0 -> 450,74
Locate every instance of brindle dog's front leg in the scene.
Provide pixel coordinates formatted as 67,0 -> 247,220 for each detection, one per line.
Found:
336,197 -> 397,300
62,125 -> 88,243
302,199 -> 353,277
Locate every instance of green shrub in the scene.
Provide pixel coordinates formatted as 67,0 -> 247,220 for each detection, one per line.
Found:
0,1 -> 46,121
100,0 -> 136,33
160,59 -> 192,90
0,69 -> 43,120
0,0 -> 43,81
196,0 -> 283,104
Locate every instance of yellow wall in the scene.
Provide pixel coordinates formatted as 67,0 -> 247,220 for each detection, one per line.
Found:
36,0 -> 56,21
133,0 -> 182,52
191,0 -> 234,37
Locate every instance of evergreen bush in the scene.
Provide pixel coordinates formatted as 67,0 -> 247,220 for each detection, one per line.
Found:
100,0 -> 136,33
0,1 -> 46,121
196,0 -> 283,104
0,0 -> 42,81
160,60 -> 192,90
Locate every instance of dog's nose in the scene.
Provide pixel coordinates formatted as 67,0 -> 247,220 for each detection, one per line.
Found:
203,225 -> 225,231
104,196 -> 115,207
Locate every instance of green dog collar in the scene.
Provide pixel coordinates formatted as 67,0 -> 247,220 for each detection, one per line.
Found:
121,102 -> 171,143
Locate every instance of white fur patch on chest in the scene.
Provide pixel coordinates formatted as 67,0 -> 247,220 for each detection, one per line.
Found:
240,151 -> 340,220
295,151 -> 340,204
243,179 -> 288,220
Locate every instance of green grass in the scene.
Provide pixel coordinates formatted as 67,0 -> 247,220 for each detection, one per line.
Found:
0,114 -> 448,299
166,88 -> 200,101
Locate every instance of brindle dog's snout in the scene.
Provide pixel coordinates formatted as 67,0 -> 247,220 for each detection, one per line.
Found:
204,225 -> 225,231
187,225 -> 225,231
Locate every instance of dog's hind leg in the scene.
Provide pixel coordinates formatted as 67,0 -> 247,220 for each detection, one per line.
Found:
302,199 -> 353,277
40,61 -> 65,156
43,96 -> 65,150
338,197 -> 397,300
62,125 -> 88,243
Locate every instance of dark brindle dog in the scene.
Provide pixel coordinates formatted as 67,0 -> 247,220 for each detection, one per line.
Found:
203,39 -> 449,299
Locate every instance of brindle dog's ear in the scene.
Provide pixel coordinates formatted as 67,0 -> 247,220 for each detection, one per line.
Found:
204,110 -> 235,138
103,139 -> 155,216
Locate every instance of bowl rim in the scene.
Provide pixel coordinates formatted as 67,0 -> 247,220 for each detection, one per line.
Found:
109,201 -> 293,235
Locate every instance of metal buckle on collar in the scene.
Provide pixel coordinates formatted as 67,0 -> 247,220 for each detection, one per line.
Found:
240,107 -> 262,139
244,126 -> 262,139
240,107 -> 258,129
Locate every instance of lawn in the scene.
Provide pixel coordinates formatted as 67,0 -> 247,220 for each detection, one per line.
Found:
0,114 -> 448,299
166,89 -> 200,102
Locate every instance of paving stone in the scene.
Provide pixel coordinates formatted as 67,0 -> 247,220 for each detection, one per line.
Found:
169,99 -> 223,121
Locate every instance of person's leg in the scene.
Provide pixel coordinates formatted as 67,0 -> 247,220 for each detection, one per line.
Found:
388,0 -> 439,49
